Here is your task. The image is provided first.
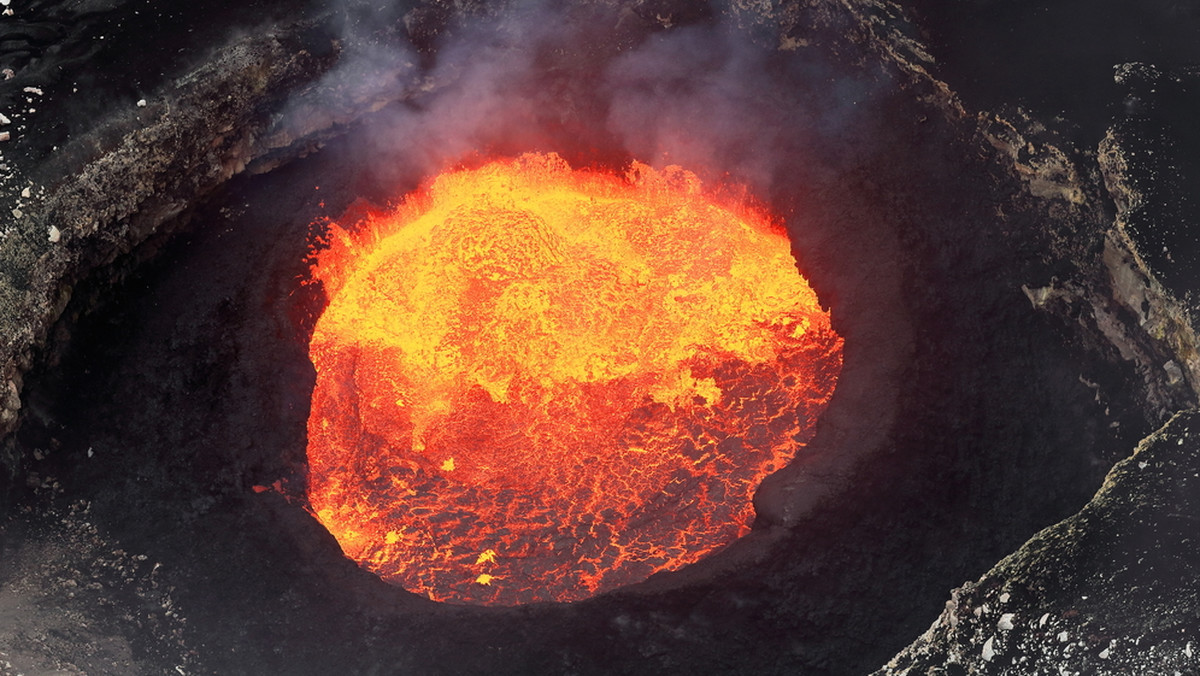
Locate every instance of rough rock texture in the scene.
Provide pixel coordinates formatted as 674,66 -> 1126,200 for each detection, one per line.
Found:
977,106 -> 1199,422
0,24 -> 324,439
0,0 -> 1198,674
1101,62 -> 1200,299
872,57 -> 1200,673
0,12 -> 429,474
0,502 -> 190,675
875,410 -> 1200,675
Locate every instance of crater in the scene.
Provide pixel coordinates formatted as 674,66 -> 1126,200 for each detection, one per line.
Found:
0,1 -> 1188,673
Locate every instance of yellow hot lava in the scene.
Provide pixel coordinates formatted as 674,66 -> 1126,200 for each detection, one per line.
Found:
306,152 -> 842,605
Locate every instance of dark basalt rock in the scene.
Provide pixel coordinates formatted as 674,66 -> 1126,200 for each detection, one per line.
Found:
872,57 -> 1200,674
875,410 -> 1200,675
0,1 -> 1197,674
1104,63 -> 1200,298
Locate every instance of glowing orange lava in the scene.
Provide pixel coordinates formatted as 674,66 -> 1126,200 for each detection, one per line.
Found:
305,152 -> 842,605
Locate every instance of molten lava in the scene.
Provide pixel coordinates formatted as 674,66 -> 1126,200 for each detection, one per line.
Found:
305,153 -> 842,605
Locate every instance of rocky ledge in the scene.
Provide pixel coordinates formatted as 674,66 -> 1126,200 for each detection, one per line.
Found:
877,410 -> 1200,675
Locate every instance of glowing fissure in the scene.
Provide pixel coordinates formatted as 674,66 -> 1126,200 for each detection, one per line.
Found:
306,152 -> 842,605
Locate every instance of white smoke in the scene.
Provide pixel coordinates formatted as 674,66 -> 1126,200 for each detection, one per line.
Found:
603,22 -> 792,192
301,0 -> 889,201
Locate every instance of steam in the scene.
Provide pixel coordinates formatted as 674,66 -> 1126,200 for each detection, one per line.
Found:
604,23 -> 795,192
302,0 -> 889,201
356,3 -> 569,180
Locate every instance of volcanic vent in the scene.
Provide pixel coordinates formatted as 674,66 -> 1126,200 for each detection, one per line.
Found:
306,153 -> 842,605
5,0 -> 1195,673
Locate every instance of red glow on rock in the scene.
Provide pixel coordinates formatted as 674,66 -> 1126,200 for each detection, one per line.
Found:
305,153 -> 842,605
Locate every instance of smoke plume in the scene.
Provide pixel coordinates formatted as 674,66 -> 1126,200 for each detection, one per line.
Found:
303,0 -> 890,206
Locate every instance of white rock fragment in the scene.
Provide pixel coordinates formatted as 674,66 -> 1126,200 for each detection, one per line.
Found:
999,592 -> 1010,603
48,225 -> 60,242
23,87 -> 43,96
87,447 -> 94,458
20,186 -> 29,198
2,9 -> 11,16
137,99 -> 147,108
1187,641 -> 1193,658
1058,631 -> 1069,642
1099,647 -> 1111,659
11,207 -> 21,218
1,68 -> 12,80
1139,461 -> 1149,469
0,131 -> 8,142
1039,612 -> 1050,627
0,0 -> 10,6
998,613 -> 1015,630
0,113 -> 8,125
982,636 -> 996,662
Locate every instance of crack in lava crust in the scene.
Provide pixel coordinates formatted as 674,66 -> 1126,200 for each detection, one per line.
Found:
305,153 -> 843,605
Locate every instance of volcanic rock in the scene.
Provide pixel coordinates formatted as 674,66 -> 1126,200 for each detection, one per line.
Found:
875,411 -> 1200,675
0,0 -> 1197,674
